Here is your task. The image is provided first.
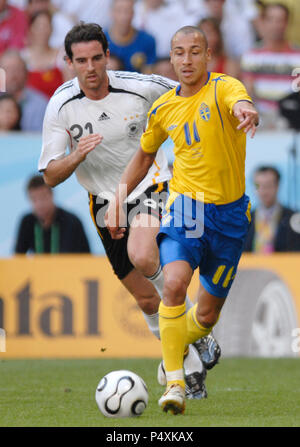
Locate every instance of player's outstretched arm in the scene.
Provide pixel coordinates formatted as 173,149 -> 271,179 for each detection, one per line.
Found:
43,134 -> 102,187
107,147 -> 157,239
233,101 -> 259,138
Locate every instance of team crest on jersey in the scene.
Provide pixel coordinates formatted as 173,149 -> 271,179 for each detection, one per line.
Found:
199,103 -> 210,121
127,121 -> 141,137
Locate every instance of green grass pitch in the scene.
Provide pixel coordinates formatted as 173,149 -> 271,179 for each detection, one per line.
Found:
0,358 -> 299,427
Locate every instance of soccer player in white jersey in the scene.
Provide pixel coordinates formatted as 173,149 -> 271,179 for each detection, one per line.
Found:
38,22 -> 220,398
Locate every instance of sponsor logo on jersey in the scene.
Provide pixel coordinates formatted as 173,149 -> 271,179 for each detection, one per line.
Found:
167,124 -> 178,131
98,112 -> 110,121
199,103 -> 210,121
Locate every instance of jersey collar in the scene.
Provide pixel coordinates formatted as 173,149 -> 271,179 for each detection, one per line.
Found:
175,71 -> 211,96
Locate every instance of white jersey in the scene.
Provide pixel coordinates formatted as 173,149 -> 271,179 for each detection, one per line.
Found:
38,71 -> 176,202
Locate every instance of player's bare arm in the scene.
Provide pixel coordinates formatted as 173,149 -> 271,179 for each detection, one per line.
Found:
233,101 -> 259,138
44,133 -> 102,187
107,148 -> 157,239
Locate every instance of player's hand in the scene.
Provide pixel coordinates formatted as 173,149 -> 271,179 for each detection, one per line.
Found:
75,133 -> 103,162
233,102 -> 259,138
105,199 -> 127,240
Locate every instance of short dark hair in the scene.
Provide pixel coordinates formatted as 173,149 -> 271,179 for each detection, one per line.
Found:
254,166 -> 281,184
171,26 -> 208,50
26,174 -> 51,192
64,22 -> 108,61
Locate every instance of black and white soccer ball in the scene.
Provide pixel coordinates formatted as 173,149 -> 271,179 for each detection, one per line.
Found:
95,370 -> 149,418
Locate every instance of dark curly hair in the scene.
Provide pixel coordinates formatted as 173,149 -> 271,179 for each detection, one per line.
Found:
64,22 -> 108,61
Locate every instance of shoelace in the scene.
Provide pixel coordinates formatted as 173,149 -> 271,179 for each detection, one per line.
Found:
165,384 -> 184,396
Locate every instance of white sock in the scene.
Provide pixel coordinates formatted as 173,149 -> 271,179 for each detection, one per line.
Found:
142,311 -> 160,339
146,265 -> 194,309
146,265 -> 164,299
166,369 -> 184,382
184,344 -> 204,375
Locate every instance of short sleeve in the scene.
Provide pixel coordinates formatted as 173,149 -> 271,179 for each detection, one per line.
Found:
140,106 -> 169,154
220,76 -> 253,114
38,98 -> 69,171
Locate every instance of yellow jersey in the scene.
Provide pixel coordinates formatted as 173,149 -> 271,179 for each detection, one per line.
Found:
140,72 -> 253,205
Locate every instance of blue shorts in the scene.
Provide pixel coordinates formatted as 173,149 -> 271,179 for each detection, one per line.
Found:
157,193 -> 251,298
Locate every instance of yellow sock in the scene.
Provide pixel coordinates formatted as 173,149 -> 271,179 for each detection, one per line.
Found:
185,304 -> 212,345
159,301 -> 186,389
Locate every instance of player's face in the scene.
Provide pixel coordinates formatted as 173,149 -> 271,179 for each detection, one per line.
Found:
170,32 -> 211,90
67,40 -> 109,96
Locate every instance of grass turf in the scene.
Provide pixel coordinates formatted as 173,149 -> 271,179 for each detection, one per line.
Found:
0,358 -> 299,427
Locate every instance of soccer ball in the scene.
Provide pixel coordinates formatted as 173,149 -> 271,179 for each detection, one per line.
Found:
95,370 -> 149,418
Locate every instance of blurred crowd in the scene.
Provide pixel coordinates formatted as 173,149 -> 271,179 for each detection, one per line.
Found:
1,0 -> 300,255
0,0 -> 300,132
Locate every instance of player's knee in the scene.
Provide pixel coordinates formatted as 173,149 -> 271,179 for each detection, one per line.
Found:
163,276 -> 187,305
128,248 -> 157,275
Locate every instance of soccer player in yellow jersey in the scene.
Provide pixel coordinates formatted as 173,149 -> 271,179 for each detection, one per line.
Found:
107,25 -> 259,414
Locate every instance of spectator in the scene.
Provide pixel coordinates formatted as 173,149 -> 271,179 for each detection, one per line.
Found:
22,11 -> 64,98
193,0 -> 257,60
151,57 -> 177,81
133,0 -> 195,59
51,0 -> 113,34
25,0 -> 75,49
258,0 -> 300,47
0,49 -> 48,131
107,53 -> 125,71
0,93 -> 21,130
198,17 -> 240,78
0,0 -> 28,54
244,166 -> 300,253
15,175 -> 90,254
241,2 -> 300,129
105,0 -> 156,73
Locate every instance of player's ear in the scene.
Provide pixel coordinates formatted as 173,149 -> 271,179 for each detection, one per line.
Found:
65,55 -> 73,69
169,50 -> 174,65
206,47 -> 212,63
